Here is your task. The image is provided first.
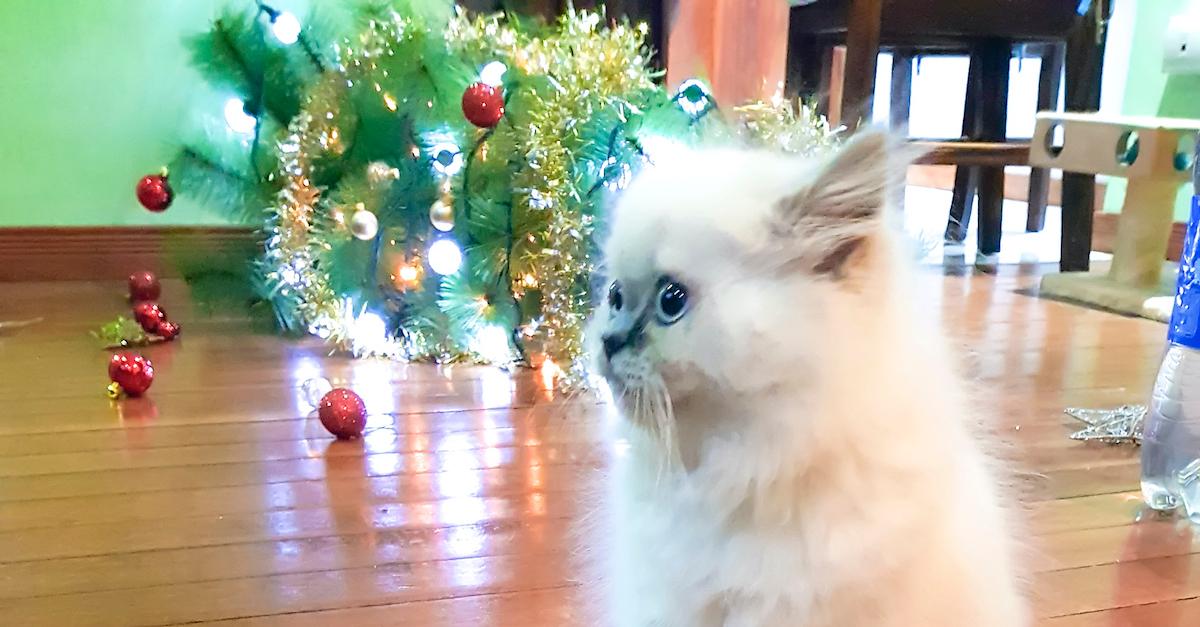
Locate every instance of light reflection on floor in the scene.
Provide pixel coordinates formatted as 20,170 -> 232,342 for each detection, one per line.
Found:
351,358 -> 398,416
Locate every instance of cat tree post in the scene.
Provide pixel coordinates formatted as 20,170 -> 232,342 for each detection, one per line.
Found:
1031,112 -> 1200,320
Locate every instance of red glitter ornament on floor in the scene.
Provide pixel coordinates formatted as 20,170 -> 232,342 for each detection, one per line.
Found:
108,353 -> 155,397
155,320 -> 182,341
132,302 -> 168,334
136,173 -> 173,212
317,388 -> 367,439
127,270 -> 161,302
461,82 -> 505,128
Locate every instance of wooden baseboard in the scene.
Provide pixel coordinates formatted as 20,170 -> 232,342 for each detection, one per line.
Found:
0,212 -> 1184,282
0,227 -> 258,282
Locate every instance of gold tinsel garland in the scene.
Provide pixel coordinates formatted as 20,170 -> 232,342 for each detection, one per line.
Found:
513,12 -> 656,378
255,6 -> 838,377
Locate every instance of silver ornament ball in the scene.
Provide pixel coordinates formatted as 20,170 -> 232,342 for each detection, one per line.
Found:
430,200 -> 454,232
350,209 -> 379,240
301,377 -> 333,409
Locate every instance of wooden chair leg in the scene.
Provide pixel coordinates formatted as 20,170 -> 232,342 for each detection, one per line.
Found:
785,13 -> 823,100
976,39 -> 1012,257
889,50 -> 913,131
1060,0 -> 1111,272
889,50 -> 914,211
945,49 -> 984,244
826,46 -> 847,127
1026,42 -> 1065,233
946,168 -> 980,243
841,0 -> 883,131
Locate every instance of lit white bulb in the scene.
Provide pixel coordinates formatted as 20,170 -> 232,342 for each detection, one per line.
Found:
675,78 -> 711,117
473,324 -> 512,364
271,12 -> 302,45
479,61 -> 507,87
428,238 -> 463,275
224,98 -> 257,134
355,311 -> 386,339
429,142 -> 464,176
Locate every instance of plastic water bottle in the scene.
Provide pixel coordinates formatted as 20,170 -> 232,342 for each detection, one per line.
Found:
1141,149 -> 1200,522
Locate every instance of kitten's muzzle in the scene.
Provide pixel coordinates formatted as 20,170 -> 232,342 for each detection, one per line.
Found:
602,332 -> 628,360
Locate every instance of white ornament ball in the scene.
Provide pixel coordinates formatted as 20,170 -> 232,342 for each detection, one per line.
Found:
430,200 -> 454,232
349,209 -> 379,241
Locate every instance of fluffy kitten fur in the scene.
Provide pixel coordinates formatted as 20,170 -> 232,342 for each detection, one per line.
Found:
588,131 -> 1028,627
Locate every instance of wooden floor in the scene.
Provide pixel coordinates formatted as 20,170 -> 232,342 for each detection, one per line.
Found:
1,269 -> 1197,626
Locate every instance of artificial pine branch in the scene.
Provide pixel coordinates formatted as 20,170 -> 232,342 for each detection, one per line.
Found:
189,14 -> 259,104
168,147 -> 255,222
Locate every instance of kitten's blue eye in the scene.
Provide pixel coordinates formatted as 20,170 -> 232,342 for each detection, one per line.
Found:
608,281 -> 623,311
656,281 -> 689,324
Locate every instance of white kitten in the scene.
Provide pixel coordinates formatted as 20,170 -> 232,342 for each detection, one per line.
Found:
587,131 -> 1029,627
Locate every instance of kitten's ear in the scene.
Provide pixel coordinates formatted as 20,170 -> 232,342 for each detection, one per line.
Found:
772,129 -> 895,275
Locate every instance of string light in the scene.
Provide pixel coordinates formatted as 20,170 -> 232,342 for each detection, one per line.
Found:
675,78 -> 712,117
473,325 -> 513,365
224,98 -> 257,134
479,61 -> 507,87
429,143 -> 464,176
428,239 -> 463,275
397,262 -> 420,284
271,11 -> 302,45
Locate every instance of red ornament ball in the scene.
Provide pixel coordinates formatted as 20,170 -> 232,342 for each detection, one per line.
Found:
128,270 -> 161,302
132,301 -> 168,333
108,353 -> 155,397
136,174 -> 173,212
156,320 -> 182,341
318,388 -> 367,439
461,82 -> 505,128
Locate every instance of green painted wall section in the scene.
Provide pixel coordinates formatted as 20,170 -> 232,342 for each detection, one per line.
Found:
1102,0 -> 1198,219
0,0 -> 352,226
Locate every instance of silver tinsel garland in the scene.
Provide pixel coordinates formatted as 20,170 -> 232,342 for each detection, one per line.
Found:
1065,405 -> 1146,444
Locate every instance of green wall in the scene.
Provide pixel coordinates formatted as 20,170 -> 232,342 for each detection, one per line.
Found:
0,0 -> 351,226
1102,0 -> 1198,219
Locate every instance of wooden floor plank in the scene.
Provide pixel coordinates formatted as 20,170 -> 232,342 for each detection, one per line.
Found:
0,271 -> 1194,625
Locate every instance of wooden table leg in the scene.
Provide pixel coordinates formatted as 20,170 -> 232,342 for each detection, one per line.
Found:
976,39 -> 1012,257
1026,43 -> 1065,233
841,0 -> 883,131
1060,0 -> 1112,272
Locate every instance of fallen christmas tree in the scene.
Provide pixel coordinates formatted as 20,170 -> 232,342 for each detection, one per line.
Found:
145,0 -> 837,383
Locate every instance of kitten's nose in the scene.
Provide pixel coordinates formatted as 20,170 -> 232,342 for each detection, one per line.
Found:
602,333 -> 625,360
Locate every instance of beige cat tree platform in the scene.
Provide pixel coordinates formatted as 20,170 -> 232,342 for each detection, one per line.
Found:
1031,112 -> 1200,320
